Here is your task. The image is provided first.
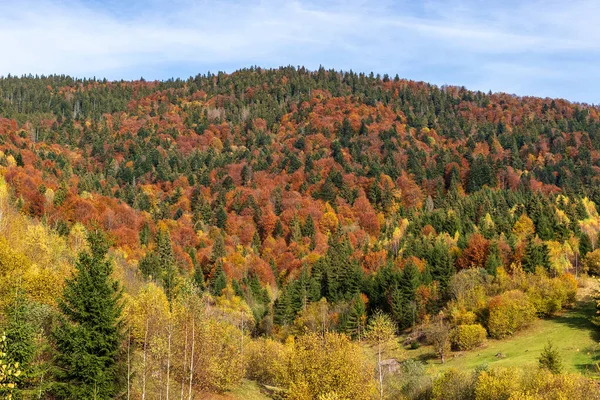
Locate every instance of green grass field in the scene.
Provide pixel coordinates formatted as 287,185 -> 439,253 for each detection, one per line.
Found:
408,298 -> 600,377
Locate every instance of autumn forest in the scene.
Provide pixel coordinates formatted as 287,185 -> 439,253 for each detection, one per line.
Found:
1,67 -> 600,399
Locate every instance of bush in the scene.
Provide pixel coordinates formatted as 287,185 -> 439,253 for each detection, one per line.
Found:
583,248 -> 600,276
486,290 -> 536,339
526,270 -> 577,317
432,368 -> 474,400
245,338 -> 289,386
474,367 -> 522,400
451,324 -> 487,351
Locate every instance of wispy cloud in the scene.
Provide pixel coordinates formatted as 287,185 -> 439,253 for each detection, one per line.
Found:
0,0 -> 598,103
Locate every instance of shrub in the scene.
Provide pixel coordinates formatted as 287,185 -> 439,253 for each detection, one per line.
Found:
432,368 -> 474,400
451,324 -> 487,351
486,290 -> 535,339
245,338 -> 289,386
583,248 -> 600,276
474,367 -> 522,400
526,270 -> 577,317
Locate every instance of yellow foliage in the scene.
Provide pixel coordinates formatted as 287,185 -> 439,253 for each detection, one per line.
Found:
286,332 -> 376,400
0,179 -> 74,306
546,240 -> 573,275
320,203 -> 339,235
124,282 -> 171,342
581,197 -> 598,218
5,155 -> 16,168
245,338 -> 290,387
512,214 -> 535,240
475,367 -> 522,400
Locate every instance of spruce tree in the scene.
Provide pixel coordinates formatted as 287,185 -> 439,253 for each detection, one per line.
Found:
211,262 -> 227,296
156,228 -> 179,305
52,231 -> 124,399
193,267 -> 205,291
4,291 -> 36,397
538,341 -> 563,374
522,238 -> 551,273
580,232 -> 592,257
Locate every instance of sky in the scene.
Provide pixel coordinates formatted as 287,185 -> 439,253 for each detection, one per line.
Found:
1,0 -> 598,104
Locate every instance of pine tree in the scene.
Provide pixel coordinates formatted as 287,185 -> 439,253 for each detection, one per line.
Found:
3,291 -> 36,397
215,205 -> 228,229
485,242 -> 503,276
211,234 -> 226,263
538,341 -> 563,374
156,228 -> 180,304
52,231 -> 124,399
522,238 -> 551,273
273,289 -> 292,326
211,262 -> 227,296
193,267 -> 205,291
301,215 -> 315,238
345,296 -> 367,340
399,261 -> 421,327
139,222 -> 150,247
580,232 -> 592,257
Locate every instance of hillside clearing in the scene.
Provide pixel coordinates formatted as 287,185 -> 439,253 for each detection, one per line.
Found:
409,280 -> 600,377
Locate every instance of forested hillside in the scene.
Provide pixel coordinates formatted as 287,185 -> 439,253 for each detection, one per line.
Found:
1,67 -> 600,398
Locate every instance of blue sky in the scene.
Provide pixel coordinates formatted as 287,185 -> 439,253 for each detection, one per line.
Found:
1,0 -> 599,104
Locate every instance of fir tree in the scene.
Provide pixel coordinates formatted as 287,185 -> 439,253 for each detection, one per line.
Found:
3,291 -> 37,397
301,215 -> 315,238
52,231 -> 124,399
580,232 -> 593,257
538,341 -> 563,374
522,238 -> 551,273
211,233 -> 226,264
345,296 -> 367,340
156,228 -> 180,305
215,205 -> 228,229
193,267 -> 205,291
485,242 -> 503,276
211,262 -> 227,296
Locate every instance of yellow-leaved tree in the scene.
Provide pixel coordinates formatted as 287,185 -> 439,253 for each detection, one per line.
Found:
286,332 -> 376,400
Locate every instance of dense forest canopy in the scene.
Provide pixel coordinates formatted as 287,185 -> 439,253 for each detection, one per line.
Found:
1,66 -> 600,398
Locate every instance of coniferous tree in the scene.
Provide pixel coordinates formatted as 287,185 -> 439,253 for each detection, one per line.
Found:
211,234 -> 226,263
345,295 -> 367,340
156,228 -> 180,305
580,232 -> 593,257
52,231 -> 124,399
211,262 -> 227,296
485,242 -> 503,276
522,238 -> 551,273
538,341 -> 563,374
3,291 -> 37,397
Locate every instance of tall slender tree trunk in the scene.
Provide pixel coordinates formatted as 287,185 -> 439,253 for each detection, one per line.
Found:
142,317 -> 149,400
188,321 -> 195,400
181,317 -> 188,400
166,321 -> 172,400
240,311 -> 245,360
127,327 -> 131,400
378,342 -> 383,400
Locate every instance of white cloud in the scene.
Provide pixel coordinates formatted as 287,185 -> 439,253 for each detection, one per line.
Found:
0,0 -> 598,102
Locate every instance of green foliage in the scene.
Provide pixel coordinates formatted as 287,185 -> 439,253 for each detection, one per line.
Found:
538,341 -> 563,374
51,231 -> 124,399
0,333 -> 22,400
522,238 -> 551,273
